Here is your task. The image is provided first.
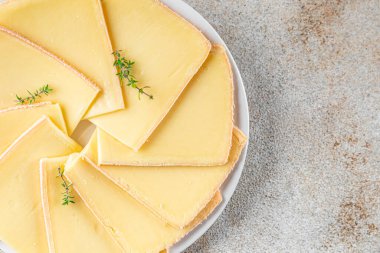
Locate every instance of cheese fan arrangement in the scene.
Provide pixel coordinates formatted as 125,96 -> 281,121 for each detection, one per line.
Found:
0,0 -> 247,252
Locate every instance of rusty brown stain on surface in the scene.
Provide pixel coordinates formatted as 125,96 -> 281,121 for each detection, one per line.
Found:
368,223 -> 379,235
333,139 -> 372,174
285,0 -> 369,71
287,0 -> 347,45
323,94 -> 372,173
323,181 -> 380,250
321,77 -> 379,250
333,140 -> 341,148
333,133 -> 372,171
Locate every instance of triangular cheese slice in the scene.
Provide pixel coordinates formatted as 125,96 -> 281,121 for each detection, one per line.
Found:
0,116 -> 81,253
0,102 -> 66,155
64,154 -> 222,252
90,0 -> 211,151
39,156 -> 121,253
83,127 -> 246,228
97,45 -> 234,166
0,0 -> 123,118
0,27 -> 99,134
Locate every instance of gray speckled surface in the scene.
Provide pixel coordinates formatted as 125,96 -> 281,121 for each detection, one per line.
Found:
184,0 -> 380,252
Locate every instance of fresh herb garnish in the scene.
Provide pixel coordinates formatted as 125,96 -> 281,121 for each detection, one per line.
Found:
57,167 -> 75,206
15,84 -> 53,105
112,50 -> 153,100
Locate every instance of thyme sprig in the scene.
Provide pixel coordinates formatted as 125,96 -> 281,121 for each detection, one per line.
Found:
15,84 -> 53,105
57,167 -> 75,206
112,50 -> 153,100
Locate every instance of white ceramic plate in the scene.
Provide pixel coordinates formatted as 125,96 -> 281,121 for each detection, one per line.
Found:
0,0 -> 249,252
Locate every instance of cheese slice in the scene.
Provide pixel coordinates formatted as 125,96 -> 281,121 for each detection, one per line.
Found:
65,154 -> 222,253
90,0 -> 211,151
0,102 -> 66,155
39,157 -> 121,253
0,0 -> 123,118
97,45 -> 234,166
83,127 -> 246,228
0,116 -> 81,253
0,27 -> 99,134
185,191 -> 222,230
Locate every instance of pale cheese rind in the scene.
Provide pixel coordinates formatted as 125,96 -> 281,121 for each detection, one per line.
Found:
39,157 -> 121,253
0,26 -> 99,134
185,191 -> 222,231
97,45 -> 234,166
0,102 -> 66,155
90,0 -> 211,150
0,0 -> 123,118
83,127 -> 246,228
64,154 -> 222,253
0,116 -> 81,253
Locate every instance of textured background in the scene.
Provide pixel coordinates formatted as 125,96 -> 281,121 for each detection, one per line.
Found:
185,0 -> 380,252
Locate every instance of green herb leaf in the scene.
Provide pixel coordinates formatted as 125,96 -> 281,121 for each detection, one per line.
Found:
112,50 -> 153,100
15,84 -> 53,105
57,167 -> 75,206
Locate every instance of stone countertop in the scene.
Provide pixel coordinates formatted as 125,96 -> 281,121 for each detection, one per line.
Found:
185,0 -> 380,252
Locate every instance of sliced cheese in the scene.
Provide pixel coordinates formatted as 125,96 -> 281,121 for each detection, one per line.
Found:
90,0 -> 211,151
83,127 -> 246,228
65,154 -> 222,253
0,0 -> 123,118
0,102 -> 66,155
0,27 -> 99,134
186,191 -> 222,231
97,45 -> 234,166
39,157 -> 121,253
0,116 -> 81,253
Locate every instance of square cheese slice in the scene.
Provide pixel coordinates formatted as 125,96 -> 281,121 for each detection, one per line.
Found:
64,153 -> 222,253
0,102 -> 66,155
39,156 -> 121,253
0,0 -> 123,118
0,27 -> 99,134
97,45 -> 234,166
83,127 -> 246,228
90,0 -> 211,151
0,116 -> 81,253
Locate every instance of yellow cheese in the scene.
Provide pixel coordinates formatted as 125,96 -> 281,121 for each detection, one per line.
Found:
39,157 -> 121,253
83,127 -> 246,228
0,102 -> 66,155
0,0 -> 123,118
186,191 -> 222,230
90,0 -> 211,151
65,154 -> 222,253
0,116 -> 81,253
0,27 -> 99,134
97,45 -> 234,166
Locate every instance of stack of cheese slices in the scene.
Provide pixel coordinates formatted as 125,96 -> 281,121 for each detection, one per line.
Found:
0,0 -> 247,252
